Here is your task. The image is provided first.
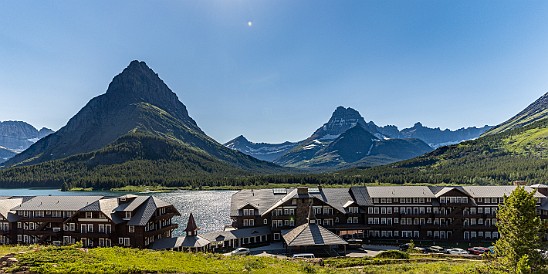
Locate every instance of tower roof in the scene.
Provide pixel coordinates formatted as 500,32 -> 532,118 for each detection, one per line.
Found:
185,213 -> 199,232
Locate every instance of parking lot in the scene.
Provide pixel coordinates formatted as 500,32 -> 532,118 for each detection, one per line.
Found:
235,243 -> 488,259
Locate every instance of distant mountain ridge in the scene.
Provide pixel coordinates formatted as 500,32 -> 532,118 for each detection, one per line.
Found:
226,106 -> 490,169
0,121 -> 53,152
269,107 -> 433,169
378,122 -> 492,148
341,91 -> 548,185
224,136 -> 297,162
0,61 -> 282,188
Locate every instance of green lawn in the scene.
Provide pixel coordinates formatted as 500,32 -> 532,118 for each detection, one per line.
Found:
2,244 -> 502,274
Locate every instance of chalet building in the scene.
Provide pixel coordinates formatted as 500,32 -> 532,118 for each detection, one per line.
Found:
0,194 -> 179,248
231,185 -> 548,244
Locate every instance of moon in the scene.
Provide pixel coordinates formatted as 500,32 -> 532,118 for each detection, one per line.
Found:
247,21 -> 253,27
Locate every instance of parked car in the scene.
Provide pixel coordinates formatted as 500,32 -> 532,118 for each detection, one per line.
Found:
427,246 -> 445,253
292,253 -> 315,259
467,247 -> 489,255
228,247 -> 250,255
446,248 -> 468,255
414,247 -> 427,253
399,243 -> 410,251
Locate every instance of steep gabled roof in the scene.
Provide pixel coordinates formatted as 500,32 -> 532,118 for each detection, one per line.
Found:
127,197 -> 156,226
0,198 -> 23,220
350,186 -> 372,206
81,198 -> 124,224
282,223 -> 347,247
431,186 -> 471,198
230,189 -> 285,216
126,196 -> 178,226
115,196 -> 148,212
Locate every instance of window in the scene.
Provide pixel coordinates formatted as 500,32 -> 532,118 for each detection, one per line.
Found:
129,226 -> 135,233
85,212 -> 93,219
349,207 -> 358,214
373,207 -> 379,214
125,212 -> 132,219
393,218 -> 399,224
387,207 -> 392,214
119,237 -> 130,247
243,209 -> 254,216
313,207 -> 322,215
380,207 -> 386,214
400,198 -> 405,203
368,207 -> 373,214
99,224 -> 105,233
105,224 -> 112,233
394,207 -> 399,213
273,233 -> 280,240
243,219 -> 254,227
263,219 -> 268,225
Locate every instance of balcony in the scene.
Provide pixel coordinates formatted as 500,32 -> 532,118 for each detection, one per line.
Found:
144,224 -> 178,236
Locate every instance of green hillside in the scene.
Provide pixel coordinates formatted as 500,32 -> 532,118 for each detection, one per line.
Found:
0,131 -> 281,189
484,92 -> 547,136
341,118 -> 548,185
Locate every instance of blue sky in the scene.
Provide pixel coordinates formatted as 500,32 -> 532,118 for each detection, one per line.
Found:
1,1 -> 548,143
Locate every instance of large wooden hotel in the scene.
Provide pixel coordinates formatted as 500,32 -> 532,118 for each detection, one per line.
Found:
230,184 -> 548,245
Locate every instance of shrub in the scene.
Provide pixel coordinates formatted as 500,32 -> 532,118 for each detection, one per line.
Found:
375,250 -> 410,260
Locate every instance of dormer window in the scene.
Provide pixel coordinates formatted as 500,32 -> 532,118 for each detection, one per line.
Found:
125,212 -> 132,220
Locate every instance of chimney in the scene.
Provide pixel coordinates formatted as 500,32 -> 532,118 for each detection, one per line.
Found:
317,185 -> 323,192
297,187 -> 309,195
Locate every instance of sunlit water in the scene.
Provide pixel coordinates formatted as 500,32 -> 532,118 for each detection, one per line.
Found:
0,188 -> 236,236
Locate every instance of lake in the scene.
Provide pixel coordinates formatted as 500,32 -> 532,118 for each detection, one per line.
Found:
0,188 -> 237,236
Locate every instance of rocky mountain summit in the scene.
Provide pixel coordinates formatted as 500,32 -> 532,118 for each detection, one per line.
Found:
2,61 -> 281,186
0,121 -> 53,152
227,106 -> 489,169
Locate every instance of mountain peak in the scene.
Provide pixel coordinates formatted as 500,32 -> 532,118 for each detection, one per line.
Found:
331,106 -> 362,119
413,122 -> 424,128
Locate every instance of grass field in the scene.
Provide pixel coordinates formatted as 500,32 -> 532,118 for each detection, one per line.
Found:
0,244 -> 501,274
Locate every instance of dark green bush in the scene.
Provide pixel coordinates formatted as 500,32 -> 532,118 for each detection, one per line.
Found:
375,250 -> 410,259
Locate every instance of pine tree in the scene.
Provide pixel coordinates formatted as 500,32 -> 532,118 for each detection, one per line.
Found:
494,186 -> 545,272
